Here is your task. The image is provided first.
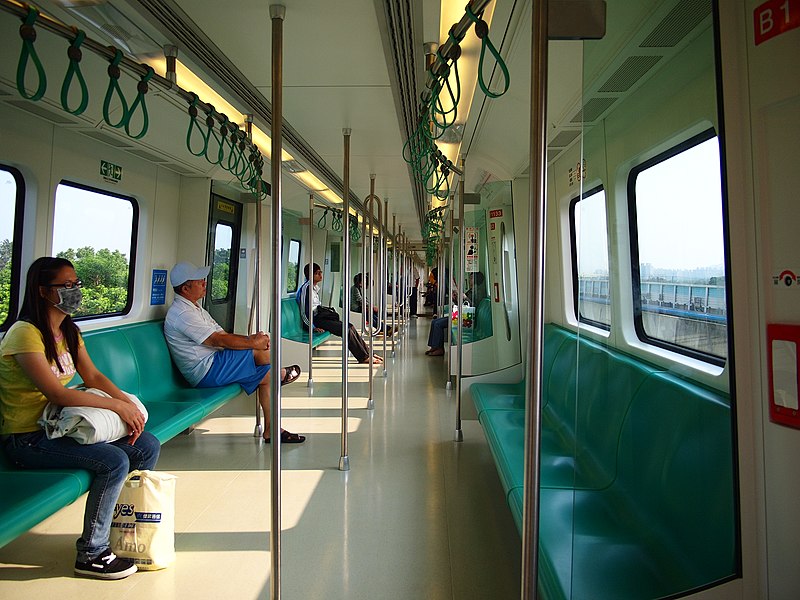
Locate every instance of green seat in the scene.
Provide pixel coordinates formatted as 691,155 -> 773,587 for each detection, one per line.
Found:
0,470 -> 89,548
0,320 -> 242,549
281,298 -> 331,346
473,323 -> 737,598
536,373 -> 736,599
472,324 -> 575,418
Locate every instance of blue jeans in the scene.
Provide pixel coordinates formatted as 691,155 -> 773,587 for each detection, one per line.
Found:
428,316 -> 449,349
2,430 -> 160,562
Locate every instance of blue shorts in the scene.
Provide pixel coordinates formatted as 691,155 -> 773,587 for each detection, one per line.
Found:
197,349 -> 271,395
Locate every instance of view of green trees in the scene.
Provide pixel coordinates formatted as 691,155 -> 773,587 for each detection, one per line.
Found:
0,239 -> 12,324
0,244 -> 130,323
211,247 -> 230,301
56,247 -> 129,316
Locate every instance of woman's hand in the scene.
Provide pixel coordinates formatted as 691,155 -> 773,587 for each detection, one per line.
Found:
113,398 -> 146,444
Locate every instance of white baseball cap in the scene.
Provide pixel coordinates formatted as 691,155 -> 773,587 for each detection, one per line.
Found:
170,262 -> 210,287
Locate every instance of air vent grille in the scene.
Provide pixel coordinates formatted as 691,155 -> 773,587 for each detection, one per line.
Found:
80,129 -> 134,148
571,97 -> 617,123
640,0 -> 712,48
5,100 -> 77,125
126,148 -> 166,163
161,163 -> 195,175
549,129 -> 581,148
598,55 -> 662,93
547,149 -> 562,163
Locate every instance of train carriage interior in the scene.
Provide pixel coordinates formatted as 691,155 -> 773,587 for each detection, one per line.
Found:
0,0 -> 798,599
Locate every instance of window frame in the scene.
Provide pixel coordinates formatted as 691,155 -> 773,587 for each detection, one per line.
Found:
210,220 -> 235,304
54,180 -> 139,321
287,238 -> 301,294
569,184 -> 610,331
626,128 -> 726,366
0,165 -> 25,332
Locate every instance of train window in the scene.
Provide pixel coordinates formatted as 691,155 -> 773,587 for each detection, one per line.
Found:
210,222 -> 233,302
0,166 -> 24,331
52,182 -> 138,319
287,238 -> 301,293
569,186 -> 610,329
628,130 -> 727,363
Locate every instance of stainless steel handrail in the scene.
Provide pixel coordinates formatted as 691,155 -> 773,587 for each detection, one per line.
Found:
268,6 -> 285,598
454,157 -> 465,442
522,0 -> 549,597
339,128 -> 352,472
364,176 -> 382,407
307,193 -> 314,388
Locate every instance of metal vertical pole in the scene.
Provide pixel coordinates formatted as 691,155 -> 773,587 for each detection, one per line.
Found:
455,160 -> 465,442
446,199 -> 456,390
268,5 -> 285,599
367,182 -> 375,405
246,113 -> 264,438
391,214 -> 397,356
382,197 -> 389,375
339,128 -> 351,472
523,1 -> 548,597
307,193 -> 314,388
360,214 -> 368,334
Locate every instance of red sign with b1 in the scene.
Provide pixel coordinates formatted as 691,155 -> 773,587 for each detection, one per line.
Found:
754,0 -> 799,45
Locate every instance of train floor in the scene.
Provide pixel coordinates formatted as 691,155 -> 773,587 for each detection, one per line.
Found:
0,316 -> 521,599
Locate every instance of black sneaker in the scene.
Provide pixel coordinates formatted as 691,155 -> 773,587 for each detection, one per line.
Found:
74,549 -> 137,580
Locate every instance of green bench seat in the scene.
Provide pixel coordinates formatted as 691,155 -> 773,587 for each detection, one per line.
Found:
0,320 -> 242,549
281,298 -> 331,346
472,324 -> 737,598
0,464 -> 91,548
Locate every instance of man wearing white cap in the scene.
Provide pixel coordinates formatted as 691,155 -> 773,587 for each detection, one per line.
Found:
164,262 -> 305,443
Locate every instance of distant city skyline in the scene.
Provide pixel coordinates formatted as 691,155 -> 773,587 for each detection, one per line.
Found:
578,136 -> 724,276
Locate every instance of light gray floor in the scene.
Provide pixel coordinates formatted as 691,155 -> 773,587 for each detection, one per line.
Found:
0,317 -> 521,599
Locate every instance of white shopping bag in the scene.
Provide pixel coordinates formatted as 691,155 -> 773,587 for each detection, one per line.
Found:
110,470 -> 177,570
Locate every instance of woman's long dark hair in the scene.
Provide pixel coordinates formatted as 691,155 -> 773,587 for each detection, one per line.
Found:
18,257 -> 81,373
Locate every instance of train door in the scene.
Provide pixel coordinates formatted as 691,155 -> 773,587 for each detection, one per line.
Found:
206,194 -> 242,331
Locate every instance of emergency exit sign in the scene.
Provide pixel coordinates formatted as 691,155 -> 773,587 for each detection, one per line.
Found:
754,0 -> 799,45
100,160 -> 122,183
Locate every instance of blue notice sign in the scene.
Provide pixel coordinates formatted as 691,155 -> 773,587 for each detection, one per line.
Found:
151,269 -> 167,305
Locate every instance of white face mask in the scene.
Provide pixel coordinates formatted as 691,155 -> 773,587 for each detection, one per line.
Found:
52,286 -> 83,315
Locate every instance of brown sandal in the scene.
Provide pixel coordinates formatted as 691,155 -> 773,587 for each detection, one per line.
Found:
264,430 -> 306,444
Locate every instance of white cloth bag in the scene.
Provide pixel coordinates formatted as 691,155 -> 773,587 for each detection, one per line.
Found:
110,470 -> 177,570
38,388 -> 148,444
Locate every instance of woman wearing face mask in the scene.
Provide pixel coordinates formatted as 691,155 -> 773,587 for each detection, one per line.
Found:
0,257 -> 160,580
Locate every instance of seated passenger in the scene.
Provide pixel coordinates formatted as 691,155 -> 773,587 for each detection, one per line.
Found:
297,263 -> 382,364
163,262 -> 304,444
425,272 -> 486,357
351,273 -> 393,335
0,257 -> 160,580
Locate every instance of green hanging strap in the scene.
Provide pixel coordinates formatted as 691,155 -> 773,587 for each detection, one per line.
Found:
230,131 -> 247,178
17,6 -> 47,101
103,49 -> 129,128
186,94 -> 209,157
204,110 -> 224,165
430,35 -> 461,129
465,5 -> 510,99
60,28 -> 89,115
350,216 -> 361,242
317,208 -> 328,229
331,210 -> 343,232
225,127 -> 239,172
221,122 -> 238,170
125,66 -> 154,139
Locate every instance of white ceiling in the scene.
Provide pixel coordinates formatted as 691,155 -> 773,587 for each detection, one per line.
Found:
7,0 -> 591,241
